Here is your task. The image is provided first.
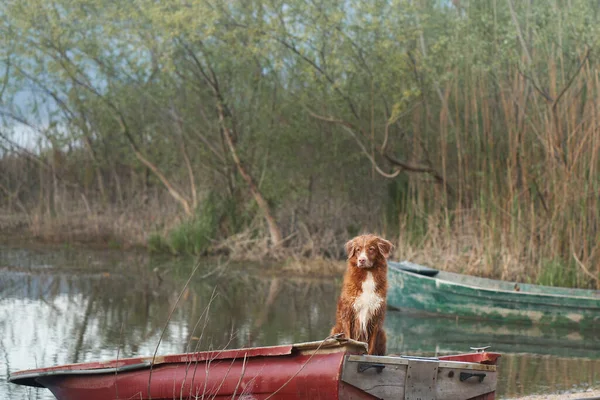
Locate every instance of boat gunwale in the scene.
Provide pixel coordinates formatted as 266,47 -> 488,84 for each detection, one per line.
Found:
389,261 -> 600,302
8,338 -> 367,387
7,362 -> 152,387
345,354 -> 497,372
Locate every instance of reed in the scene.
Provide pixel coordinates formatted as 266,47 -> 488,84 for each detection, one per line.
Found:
392,43 -> 600,288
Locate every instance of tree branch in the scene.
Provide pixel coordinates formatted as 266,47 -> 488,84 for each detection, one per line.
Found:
507,0 -> 544,95
306,108 -> 400,179
553,47 -> 591,109
307,107 -> 454,193
170,107 -> 198,211
0,56 -> 10,102
516,65 -> 554,102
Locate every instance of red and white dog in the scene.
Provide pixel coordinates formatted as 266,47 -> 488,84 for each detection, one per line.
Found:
331,234 -> 393,355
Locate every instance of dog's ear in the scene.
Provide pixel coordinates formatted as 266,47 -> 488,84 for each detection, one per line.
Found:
377,238 -> 394,259
345,239 -> 356,258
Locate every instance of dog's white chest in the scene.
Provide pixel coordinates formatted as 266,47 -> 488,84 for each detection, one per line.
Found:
353,272 -> 383,336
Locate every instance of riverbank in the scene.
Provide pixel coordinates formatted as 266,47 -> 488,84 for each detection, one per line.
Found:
2,210 -> 598,288
506,388 -> 600,399
0,210 -> 165,250
0,237 -> 347,278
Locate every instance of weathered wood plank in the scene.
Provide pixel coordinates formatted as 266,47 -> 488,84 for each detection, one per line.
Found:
436,369 -> 497,399
341,354 -> 498,400
405,359 -> 438,400
342,357 -> 407,399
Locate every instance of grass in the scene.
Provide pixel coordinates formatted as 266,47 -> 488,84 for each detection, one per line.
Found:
164,213 -> 215,256
148,192 -> 258,256
536,258 -> 579,288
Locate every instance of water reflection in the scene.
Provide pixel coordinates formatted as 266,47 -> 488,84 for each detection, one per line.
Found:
385,311 -> 600,398
386,311 -> 600,359
0,245 -> 338,399
1,245 -> 599,399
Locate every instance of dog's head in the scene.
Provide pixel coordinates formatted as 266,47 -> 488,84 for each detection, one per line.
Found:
345,234 -> 394,268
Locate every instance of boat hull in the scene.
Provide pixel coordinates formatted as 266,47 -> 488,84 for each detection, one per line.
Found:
9,338 -> 499,400
36,352 -> 345,400
388,261 -> 600,327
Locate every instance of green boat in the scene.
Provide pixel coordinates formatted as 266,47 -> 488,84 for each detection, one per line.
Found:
387,261 -> 600,328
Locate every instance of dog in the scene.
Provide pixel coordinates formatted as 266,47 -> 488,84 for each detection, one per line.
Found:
331,234 -> 393,355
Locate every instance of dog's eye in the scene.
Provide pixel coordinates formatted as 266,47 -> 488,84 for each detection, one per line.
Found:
369,247 -> 375,252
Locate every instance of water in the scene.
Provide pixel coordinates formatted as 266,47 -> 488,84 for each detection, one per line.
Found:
1,244 -> 599,399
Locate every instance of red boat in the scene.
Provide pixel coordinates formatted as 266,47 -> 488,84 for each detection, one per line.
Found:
9,338 -> 500,399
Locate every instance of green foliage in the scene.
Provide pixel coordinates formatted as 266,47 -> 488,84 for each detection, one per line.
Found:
165,194 -> 220,256
148,191 -> 254,256
167,215 -> 214,256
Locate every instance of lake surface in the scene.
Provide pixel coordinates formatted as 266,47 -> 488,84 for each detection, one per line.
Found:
1,244 -> 599,399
